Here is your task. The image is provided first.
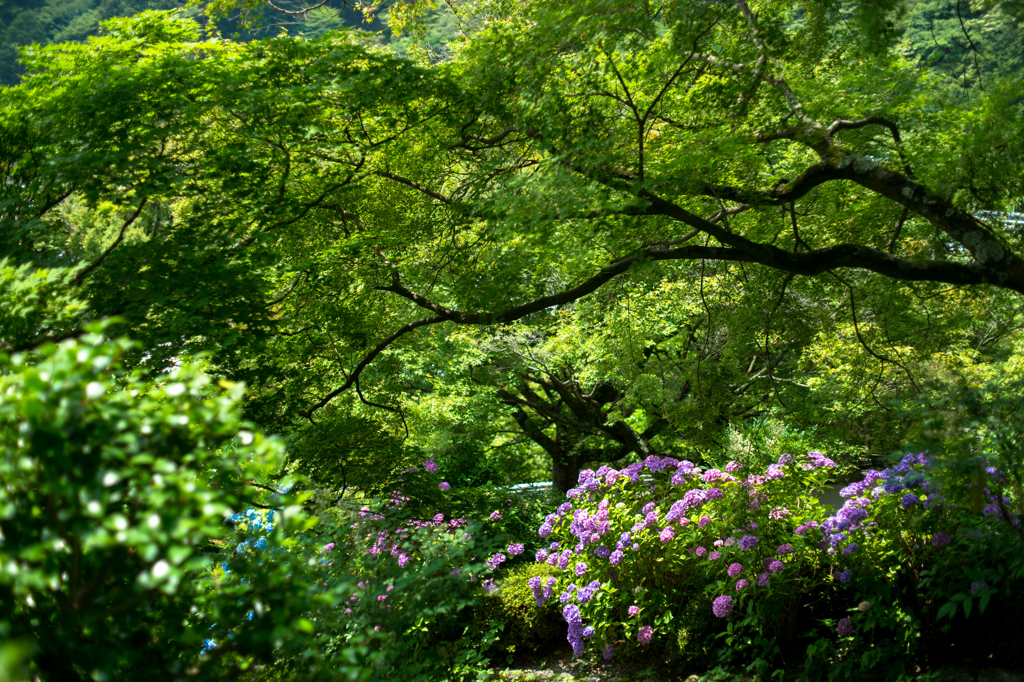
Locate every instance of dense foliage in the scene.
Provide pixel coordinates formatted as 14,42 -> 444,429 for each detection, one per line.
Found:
2,0 -> 1024,679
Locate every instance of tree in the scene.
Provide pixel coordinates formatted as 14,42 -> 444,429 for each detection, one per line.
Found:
2,3 -> 1023,490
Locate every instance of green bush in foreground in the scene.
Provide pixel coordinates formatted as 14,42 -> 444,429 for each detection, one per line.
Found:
0,329 -> 334,682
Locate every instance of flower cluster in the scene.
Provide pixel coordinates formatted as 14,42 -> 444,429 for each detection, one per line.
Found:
533,451 -> 837,657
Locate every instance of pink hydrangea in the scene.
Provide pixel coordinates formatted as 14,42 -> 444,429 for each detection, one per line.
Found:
638,625 -> 653,644
439,482 -> 450,491
422,458 -> 439,473
712,595 -> 733,618
628,605 -> 640,617
727,563 -> 744,578
660,527 -> 676,542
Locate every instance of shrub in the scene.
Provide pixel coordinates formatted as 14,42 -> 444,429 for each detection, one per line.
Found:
487,561 -> 562,655
526,450 -> 1022,677
0,329 -> 325,681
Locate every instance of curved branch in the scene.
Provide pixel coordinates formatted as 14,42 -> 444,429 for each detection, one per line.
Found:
302,315 -> 447,420
71,198 -> 147,286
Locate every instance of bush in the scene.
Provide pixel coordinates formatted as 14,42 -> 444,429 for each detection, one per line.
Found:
524,451 -> 1022,677
486,561 -> 562,655
0,328 -> 325,681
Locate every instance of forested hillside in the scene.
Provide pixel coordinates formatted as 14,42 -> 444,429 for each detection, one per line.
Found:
3,0 -> 1022,87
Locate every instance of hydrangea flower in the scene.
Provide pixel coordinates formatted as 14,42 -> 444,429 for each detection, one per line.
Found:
642,502 -> 656,515
837,617 -> 853,637
628,605 -> 640,617
698,516 -> 712,527
706,487 -> 724,501
694,546 -> 708,557
767,559 -> 784,573
776,543 -> 793,555
508,543 -> 524,556
931,532 -> 951,547
983,505 -> 1001,519
735,579 -> 750,591
660,527 -> 676,542
712,595 -> 733,618
603,645 -> 614,660
638,625 -> 653,644
709,551 -> 722,561
900,493 -> 918,509
725,460 -> 744,472
727,563 -> 744,578
739,535 -> 759,551
536,548 -> 549,562
583,626 -> 595,639
439,482 -> 450,491
757,572 -> 770,587
574,561 -> 588,576
422,458 -> 439,472
838,569 -> 852,584
609,549 -> 623,565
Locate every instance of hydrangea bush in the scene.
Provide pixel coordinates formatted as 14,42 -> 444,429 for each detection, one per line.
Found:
532,452 -> 838,661
527,451 -> 1023,676
215,460 -> 534,681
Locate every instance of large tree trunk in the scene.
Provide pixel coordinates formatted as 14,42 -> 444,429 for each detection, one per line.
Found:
551,449 -> 580,494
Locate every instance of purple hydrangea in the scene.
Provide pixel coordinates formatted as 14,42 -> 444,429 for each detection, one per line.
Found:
642,502 -> 656,515
842,543 -> 859,555
628,605 -> 640,617
767,559 -> 784,573
776,543 -> 793,555
712,595 -> 733,618
582,626 -> 595,639
439,482 -> 451,491
539,523 -> 553,537
508,543 -> 524,556
609,549 -> 624,565
709,551 -> 722,561
536,549 -> 549,562
694,546 -> 707,557
757,572 -> 770,587
638,625 -> 653,644
900,493 -> 918,509
603,645 -> 614,660
735,579 -> 750,591
838,569 -> 852,584
574,561 -> 587,576
660,527 -> 676,543
837,617 -> 853,637
698,516 -> 712,527
739,535 -> 759,551
931,532 -> 951,547
983,505 -> 1001,519
725,460 -> 743,472
706,487 -> 724,501
727,563 -> 744,578
423,458 -> 439,473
